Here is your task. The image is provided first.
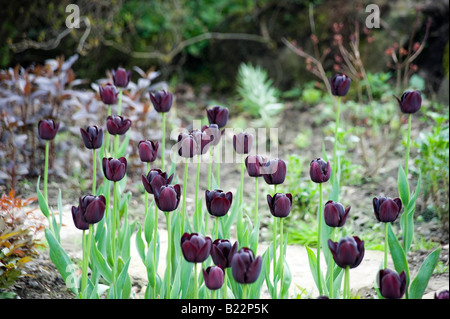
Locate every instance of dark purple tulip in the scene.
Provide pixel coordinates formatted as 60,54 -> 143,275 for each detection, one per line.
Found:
262,159 -> 287,185
106,115 -> 132,135
267,193 -> 292,218
142,169 -> 174,195
138,140 -> 159,162
328,236 -> 365,269
231,247 -> 262,284
329,74 -> 351,97
181,233 -> 212,263
202,124 -> 223,146
377,269 -> 407,299
205,189 -> 233,217
150,90 -> 173,113
102,157 -> 127,182
394,90 -> 422,114
202,266 -> 224,290
206,105 -> 229,128
435,290 -> 449,299
80,125 -> 103,149
324,200 -> 350,227
177,130 -> 212,158
245,155 -> 266,178
211,239 -> 238,269
309,158 -> 331,183
373,196 -> 402,223
112,67 -> 132,88
78,194 -> 106,224
99,83 -> 118,105
71,205 -> 89,230
154,184 -> 181,212
233,132 -> 253,154
38,119 -> 59,140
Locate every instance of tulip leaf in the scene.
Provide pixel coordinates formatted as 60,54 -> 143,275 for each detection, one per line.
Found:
397,164 -> 410,207
180,258 -> 194,299
280,259 -> 292,299
36,176 -> 49,219
118,133 -> 130,157
387,223 -> 409,285
305,246 -> 320,291
144,202 -> 155,245
263,245 -> 275,298
135,224 -> 146,263
409,248 -> 441,299
114,257 -> 131,299
90,236 -> 113,283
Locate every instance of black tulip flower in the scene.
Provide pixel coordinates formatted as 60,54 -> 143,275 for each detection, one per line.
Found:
231,247 -> 262,284
233,132 -> 253,154
309,158 -> 331,183
324,200 -> 350,227
373,196 -> 402,223
141,169 -> 173,195
99,83 -> 119,105
150,90 -> 173,113
262,159 -> 287,185
138,140 -> 159,162
202,266 -> 224,290
206,105 -> 229,128
106,115 -> 132,135
202,124 -> 223,146
394,90 -> 422,114
245,155 -> 266,178
211,239 -> 238,269
205,189 -> 233,217
435,290 -> 449,299
80,125 -> 103,149
177,130 -> 212,158
78,194 -> 106,224
267,193 -> 292,218
328,236 -> 365,269
329,74 -> 351,97
38,119 -> 59,140
181,233 -> 212,263
112,67 -> 132,88
71,205 -> 89,230
377,269 -> 407,299
102,157 -> 127,182
154,184 -> 181,212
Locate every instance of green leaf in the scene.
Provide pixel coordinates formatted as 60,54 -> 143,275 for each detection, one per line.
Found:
135,224 -> 146,263
409,248 -> 441,299
305,246 -> 319,291
90,237 -> 113,283
397,164 -> 410,207
387,223 -> 409,285
36,176 -> 49,218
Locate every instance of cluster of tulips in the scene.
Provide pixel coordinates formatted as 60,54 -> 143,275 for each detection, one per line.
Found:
36,67 -> 445,300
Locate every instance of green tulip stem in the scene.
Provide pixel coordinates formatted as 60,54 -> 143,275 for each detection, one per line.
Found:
105,105 -> 111,158
81,223 -> 94,298
195,158 -> 201,232
223,270 -> 227,299
161,112 -> 166,171
208,148 -> 212,190
317,182 -> 323,295
112,181 -> 118,278
344,266 -> 350,299
44,140 -> 49,203
182,160 -> 188,233
166,211 -> 172,298
194,262 -> 198,299
216,143 -> 221,188
384,222 -> 389,269
279,217 -> 285,298
242,283 -> 248,299
215,216 -> 220,240
333,97 -> 341,179
117,88 -> 123,116
405,114 -> 412,177
272,184 -> 278,299
114,134 -> 119,158
240,154 -> 245,207
144,163 -> 149,217
92,149 -> 97,195
330,227 -> 335,298
254,177 -> 258,227
153,200 -> 158,297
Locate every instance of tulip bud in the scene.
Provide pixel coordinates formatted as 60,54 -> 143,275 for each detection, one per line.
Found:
435,290 -> 449,299
206,105 -> 229,128
245,155 -> 266,178
267,193 -> 292,218
377,269 -> 407,299
150,90 -> 173,113
205,189 -> 233,217
106,115 -> 132,135
102,157 -> 127,182
394,90 -> 422,114
141,168 -> 173,195
80,125 -> 103,149
262,159 -> 287,185
309,158 -> 331,183
202,124 -> 223,146
202,266 -> 224,290
233,132 -> 253,154
328,236 -> 365,269
71,205 -> 89,230
99,83 -> 119,105
211,239 -> 238,269
181,233 -> 212,263
329,74 -> 351,96
154,184 -> 181,212
112,67 -> 132,88
38,119 -> 59,140
79,194 -> 106,224
373,196 -> 402,223
231,247 -> 262,284
138,140 -> 159,162
324,200 -> 350,227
